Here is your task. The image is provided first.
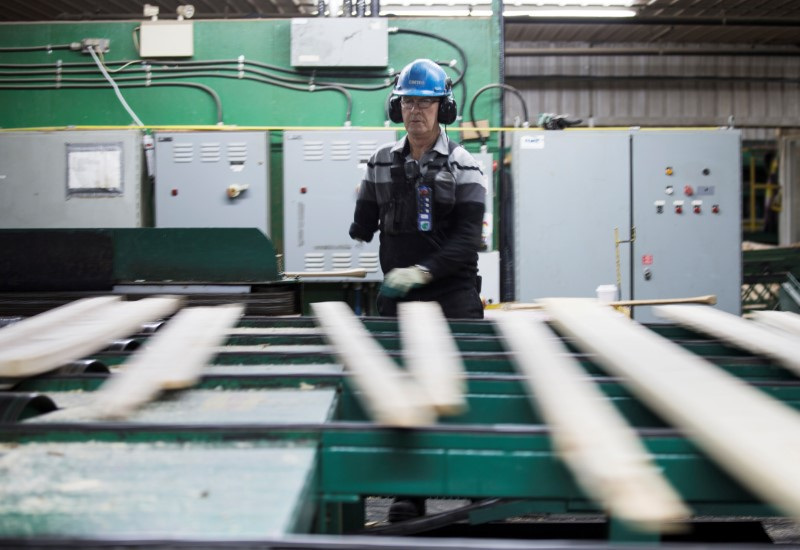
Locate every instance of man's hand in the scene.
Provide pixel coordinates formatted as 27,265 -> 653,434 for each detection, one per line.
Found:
380,266 -> 432,298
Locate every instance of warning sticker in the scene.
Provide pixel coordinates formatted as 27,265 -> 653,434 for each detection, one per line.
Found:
520,135 -> 545,149
642,254 -> 654,266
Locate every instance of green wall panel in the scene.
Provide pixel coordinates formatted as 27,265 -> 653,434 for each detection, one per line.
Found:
0,19 -> 500,129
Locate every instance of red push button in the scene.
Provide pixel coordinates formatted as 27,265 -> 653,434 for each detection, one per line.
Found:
694,205 -> 701,214
684,185 -> 694,196
712,204 -> 720,214
171,189 -> 178,196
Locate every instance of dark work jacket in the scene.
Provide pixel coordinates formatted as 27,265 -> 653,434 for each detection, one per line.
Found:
349,131 -> 486,300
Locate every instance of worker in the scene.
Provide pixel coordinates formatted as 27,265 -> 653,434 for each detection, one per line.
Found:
349,58 -> 486,322
348,58 -> 486,523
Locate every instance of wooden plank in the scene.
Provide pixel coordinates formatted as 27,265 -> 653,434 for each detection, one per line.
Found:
654,305 -> 800,375
283,269 -> 366,279
399,302 -> 467,416
752,311 -> 800,338
0,296 -> 120,347
0,296 -> 182,378
494,314 -> 688,532
312,301 -> 435,427
492,294 -> 716,311
90,304 -> 245,419
542,298 -> 800,523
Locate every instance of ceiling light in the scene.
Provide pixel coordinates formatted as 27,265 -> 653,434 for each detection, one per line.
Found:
380,6 -> 491,15
506,7 -> 636,16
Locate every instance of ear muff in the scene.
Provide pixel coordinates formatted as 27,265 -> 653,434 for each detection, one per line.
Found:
438,77 -> 457,124
438,96 -> 457,125
388,96 -> 403,123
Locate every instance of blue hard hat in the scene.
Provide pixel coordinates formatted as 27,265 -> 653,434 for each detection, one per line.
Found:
393,59 -> 451,97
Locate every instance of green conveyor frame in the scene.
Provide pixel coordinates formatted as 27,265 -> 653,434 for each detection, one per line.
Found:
0,316 -> 796,545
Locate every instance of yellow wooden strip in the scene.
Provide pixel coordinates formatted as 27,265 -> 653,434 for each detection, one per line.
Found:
0,297 -> 181,378
399,302 -> 467,416
543,298 -> 800,523
655,305 -> 800,375
0,296 -> 120,348
91,304 -> 245,419
495,314 -> 688,532
312,301 -> 435,427
752,311 -> 800,338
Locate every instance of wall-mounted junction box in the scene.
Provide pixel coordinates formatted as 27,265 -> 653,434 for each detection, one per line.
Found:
290,18 -> 388,68
139,20 -> 194,58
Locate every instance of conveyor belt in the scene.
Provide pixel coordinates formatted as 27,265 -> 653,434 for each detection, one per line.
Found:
1,306 -> 799,546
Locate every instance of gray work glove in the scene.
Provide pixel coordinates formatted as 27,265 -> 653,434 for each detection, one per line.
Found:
380,266 -> 432,298
538,113 -> 582,130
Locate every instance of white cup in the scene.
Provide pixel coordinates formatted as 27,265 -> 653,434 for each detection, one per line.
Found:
596,284 -> 619,303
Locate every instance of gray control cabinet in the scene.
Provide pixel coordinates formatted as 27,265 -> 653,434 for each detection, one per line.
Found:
154,131 -> 269,236
631,131 -> 741,323
283,129 -> 396,282
512,129 -> 741,322
0,130 -> 146,228
512,130 -> 632,302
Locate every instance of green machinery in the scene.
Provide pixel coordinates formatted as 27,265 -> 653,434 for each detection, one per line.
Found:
0,228 -> 796,547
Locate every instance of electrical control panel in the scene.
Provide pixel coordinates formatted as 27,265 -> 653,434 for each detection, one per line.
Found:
631,131 -> 741,322
283,129 -> 396,282
290,18 -> 388,68
139,21 -> 194,58
153,131 -> 269,236
512,129 -> 741,322
0,130 -> 146,228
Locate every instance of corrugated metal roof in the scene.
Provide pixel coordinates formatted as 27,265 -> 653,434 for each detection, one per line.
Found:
3,1 -> 800,46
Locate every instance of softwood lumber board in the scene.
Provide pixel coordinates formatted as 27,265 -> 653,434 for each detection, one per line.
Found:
752,311 -> 800,338
90,304 -> 244,419
312,301 -> 435,427
0,296 -> 120,347
654,305 -> 800,375
0,296 -> 181,378
283,268 -> 366,278
399,302 -> 467,416
542,298 -> 800,523
495,294 -> 717,311
494,314 -> 688,532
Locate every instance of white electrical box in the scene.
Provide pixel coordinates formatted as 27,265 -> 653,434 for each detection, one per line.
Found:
290,18 -> 388,67
139,21 -> 194,58
282,129 -> 396,282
